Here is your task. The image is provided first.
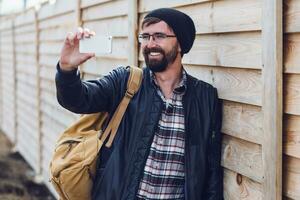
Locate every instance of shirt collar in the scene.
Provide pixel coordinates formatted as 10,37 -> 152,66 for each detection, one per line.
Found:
149,68 -> 187,95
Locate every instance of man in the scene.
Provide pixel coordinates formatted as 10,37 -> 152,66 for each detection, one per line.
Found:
56,8 -> 223,200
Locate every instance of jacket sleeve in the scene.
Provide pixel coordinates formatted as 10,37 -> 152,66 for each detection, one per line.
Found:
55,62 -> 128,114
203,88 -> 223,200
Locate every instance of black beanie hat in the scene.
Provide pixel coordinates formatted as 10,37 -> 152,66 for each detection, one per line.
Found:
144,8 -> 196,55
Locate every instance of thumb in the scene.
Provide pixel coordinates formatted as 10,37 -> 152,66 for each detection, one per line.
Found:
79,53 -> 95,63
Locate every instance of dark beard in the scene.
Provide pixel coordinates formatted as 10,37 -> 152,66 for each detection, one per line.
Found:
143,44 -> 178,73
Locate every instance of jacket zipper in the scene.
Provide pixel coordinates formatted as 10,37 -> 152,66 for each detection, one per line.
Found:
183,97 -> 189,200
61,143 -> 73,159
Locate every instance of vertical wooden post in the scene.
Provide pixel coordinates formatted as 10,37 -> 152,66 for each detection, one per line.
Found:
75,0 -> 82,27
262,0 -> 282,199
0,18 -> 2,129
12,18 -> 18,146
34,9 -> 42,176
128,0 -> 138,67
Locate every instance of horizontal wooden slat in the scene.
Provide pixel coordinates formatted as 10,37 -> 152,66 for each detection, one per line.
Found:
17,91 -> 37,111
39,42 -> 63,55
14,23 -> 35,34
222,101 -> 263,144
0,59 -> 14,65
284,74 -> 300,115
184,32 -> 261,69
81,57 -> 127,76
17,91 -> 38,107
40,90 -> 61,109
37,0 -> 75,20
139,0 -> 261,34
16,54 -> 37,65
283,155 -> 300,199
15,31 -> 36,44
40,65 -> 56,80
0,36 -> 13,44
17,103 -> 38,124
17,72 -> 37,86
284,33 -> 300,73
39,27 -> 73,42
284,0 -> 300,33
0,44 -> 13,52
185,65 -> 262,106
222,135 -> 263,183
14,9 -> 35,26
38,12 -> 75,30
284,114 -> 300,158
82,0 -> 128,21
83,16 -> 128,37
139,0 -> 211,12
0,18 -> 13,30
224,168 -> 262,200
17,142 -> 39,172
41,113 -> 68,138
0,52 -> 14,60
41,120 -> 64,139
39,54 -> 59,67
40,99 -> 77,127
81,0 -> 112,8
1,82 -> 14,92
40,78 -> 55,93
15,43 -> 36,54
17,120 -> 39,142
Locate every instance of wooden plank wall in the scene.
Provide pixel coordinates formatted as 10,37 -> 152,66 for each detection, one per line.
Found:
14,8 -> 40,173
139,0 -> 265,199
0,16 -> 17,143
0,0 -> 297,199
283,0 -> 300,199
36,0 -> 79,193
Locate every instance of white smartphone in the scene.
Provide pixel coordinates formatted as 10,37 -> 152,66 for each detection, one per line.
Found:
79,35 -> 112,56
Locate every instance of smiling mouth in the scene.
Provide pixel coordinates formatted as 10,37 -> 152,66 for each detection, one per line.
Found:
148,52 -> 162,58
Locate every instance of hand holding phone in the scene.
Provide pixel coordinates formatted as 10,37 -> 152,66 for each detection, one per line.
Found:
59,27 -> 112,72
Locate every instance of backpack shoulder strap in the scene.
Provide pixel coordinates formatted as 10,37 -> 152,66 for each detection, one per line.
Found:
99,66 -> 143,148
126,66 -> 143,96
126,66 -> 143,97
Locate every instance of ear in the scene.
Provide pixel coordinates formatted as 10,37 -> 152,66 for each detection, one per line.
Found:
177,43 -> 182,53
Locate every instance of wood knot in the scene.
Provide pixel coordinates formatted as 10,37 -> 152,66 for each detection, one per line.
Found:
236,173 -> 243,185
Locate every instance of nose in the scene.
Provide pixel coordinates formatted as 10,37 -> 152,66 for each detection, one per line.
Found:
146,36 -> 157,48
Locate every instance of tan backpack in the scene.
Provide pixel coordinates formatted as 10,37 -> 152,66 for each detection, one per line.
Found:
49,66 -> 143,200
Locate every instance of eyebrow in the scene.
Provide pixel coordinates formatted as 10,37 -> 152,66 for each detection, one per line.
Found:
140,32 -> 166,35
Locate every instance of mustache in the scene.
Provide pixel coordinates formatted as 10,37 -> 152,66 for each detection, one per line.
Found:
143,47 -> 164,55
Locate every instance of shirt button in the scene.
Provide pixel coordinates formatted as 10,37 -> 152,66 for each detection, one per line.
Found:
150,186 -> 154,192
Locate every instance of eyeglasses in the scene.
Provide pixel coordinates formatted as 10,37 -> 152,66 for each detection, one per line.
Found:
138,33 -> 176,44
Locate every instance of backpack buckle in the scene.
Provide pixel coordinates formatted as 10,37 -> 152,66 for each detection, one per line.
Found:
125,91 -> 134,98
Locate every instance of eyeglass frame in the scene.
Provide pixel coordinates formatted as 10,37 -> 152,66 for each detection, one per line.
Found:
138,32 -> 176,44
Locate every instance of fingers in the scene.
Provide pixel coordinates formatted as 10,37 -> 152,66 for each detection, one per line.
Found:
65,27 -> 95,47
76,27 -> 95,40
78,53 -> 95,65
66,32 -> 76,45
76,27 -> 83,39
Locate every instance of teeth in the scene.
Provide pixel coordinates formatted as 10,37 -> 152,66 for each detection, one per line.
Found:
150,52 -> 161,56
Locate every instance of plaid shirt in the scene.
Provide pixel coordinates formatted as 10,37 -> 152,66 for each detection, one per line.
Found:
136,70 -> 187,200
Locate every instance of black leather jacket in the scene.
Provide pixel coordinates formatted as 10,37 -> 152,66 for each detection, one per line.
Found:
55,64 -> 223,200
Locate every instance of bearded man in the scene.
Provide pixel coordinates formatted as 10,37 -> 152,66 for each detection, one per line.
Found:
55,8 -> 223,200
